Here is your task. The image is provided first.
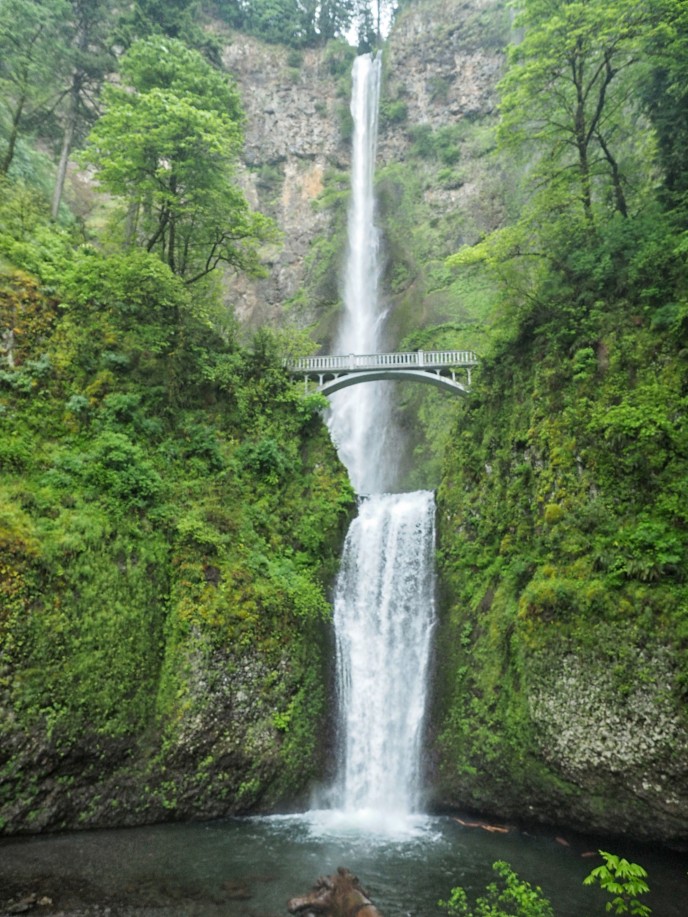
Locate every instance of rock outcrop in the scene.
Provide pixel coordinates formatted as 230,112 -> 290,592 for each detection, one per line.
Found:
288,868 -> 383,917
381,0 -> 506,155
220,0 -> 510,330
220,34 -> 349,327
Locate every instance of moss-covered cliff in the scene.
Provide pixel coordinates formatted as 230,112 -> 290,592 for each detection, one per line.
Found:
432,249 -> 688,846
0,260 -> 354,834
428,0 -> 688,845
4,0 -> 687,848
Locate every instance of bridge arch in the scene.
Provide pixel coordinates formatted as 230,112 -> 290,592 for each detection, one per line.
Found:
317,368 -> 469,396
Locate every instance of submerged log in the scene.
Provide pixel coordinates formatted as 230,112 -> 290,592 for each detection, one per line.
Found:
287,867 -> 383,917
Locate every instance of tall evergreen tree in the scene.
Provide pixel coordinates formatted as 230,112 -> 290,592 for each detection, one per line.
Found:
51,0 -> 117,219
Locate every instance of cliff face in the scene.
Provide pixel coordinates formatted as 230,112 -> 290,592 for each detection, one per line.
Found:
220,34 -> 350,328
218,0 -> 688,846
6,0 -> 685,846
0,266 -> 355,836
222,0 -> 509,337
433,299 -> 688,844
382,0 -> 503,138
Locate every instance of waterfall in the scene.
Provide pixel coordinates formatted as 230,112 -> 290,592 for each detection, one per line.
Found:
325,53 -> 438,825
333,491 -> 436,817
327,54 -> 396,495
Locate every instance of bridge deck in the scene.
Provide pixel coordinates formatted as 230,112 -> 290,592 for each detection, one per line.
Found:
287,349 -> 479,374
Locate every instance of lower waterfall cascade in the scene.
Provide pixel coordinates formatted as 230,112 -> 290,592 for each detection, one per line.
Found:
333,491 -> 437,818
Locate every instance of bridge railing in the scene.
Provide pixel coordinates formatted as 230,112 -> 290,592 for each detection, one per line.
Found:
288,350 -> 479,373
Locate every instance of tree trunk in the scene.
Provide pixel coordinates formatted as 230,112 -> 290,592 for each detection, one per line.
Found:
51,79 -> 79,220
577,140 -> 595,225
124,201 -> 140,245
1,97 -> 26,176
597,130 -> 628,217
571,42 -> 595,227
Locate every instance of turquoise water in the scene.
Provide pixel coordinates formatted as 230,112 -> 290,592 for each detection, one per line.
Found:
2,813 -> 686,915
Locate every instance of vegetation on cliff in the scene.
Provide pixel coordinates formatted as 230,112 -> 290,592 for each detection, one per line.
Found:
3,0 -> 688,849
433,0 -> 688,841
0,7 -> 353,834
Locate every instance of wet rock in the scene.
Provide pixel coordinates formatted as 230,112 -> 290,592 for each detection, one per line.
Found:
7,893 -> 37,914
223,879 -> 252,900
288,868 -> 383,917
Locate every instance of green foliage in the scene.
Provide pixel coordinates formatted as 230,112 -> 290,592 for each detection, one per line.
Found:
435,23 -> 688,824
0,252 -> 354,830
82,431 -> 164,508
583,851 -> 652,916
323,38 -> 357,77
499,0 -> 651,225
81,37 -> 277,283
439,861 -> 555,917
0,0 -> 70,176
213,0 -> 356,48
118,0 -> 203,43
0,180 -> 75,288
236,436 -> 295,483
640,0 -> 688,209
0,0 -> 366,833
409,124 -> 461,165
379,99 -> 408,128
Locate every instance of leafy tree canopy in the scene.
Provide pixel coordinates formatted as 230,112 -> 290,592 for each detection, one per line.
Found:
116,0 -> 220,59
214,0 -> 362,48
498,0 -> 652,227
82,37 -> 277,283
448,0 -> 688,336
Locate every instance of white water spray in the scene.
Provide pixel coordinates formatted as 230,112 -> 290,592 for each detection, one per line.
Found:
334,491 -> 436,817
327,54 -> 396,495
325,54 -> 438,824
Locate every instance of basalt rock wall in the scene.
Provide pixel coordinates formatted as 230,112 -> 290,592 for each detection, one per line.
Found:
221,0 -> 509,334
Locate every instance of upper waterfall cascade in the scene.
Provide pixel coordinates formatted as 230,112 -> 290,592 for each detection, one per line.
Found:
325,53 -> 396,497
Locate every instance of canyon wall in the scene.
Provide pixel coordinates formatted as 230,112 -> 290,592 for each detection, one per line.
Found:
222,0 -> 509,340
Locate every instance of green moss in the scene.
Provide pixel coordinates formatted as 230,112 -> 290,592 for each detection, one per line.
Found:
0,265 -> 354,833
433,285 -> 688,829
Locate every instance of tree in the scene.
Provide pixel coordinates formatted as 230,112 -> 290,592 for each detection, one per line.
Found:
0,0 -> 70,176
214,0 -> 357,48
51,0 -> 117,219
640,0 -> 688,211
116,0 -> 220,62
447,0 -> 672,330
82,38 -> 277,284
498,0 -> 649,227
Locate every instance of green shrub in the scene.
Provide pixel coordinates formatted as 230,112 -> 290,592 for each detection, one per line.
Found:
379,99 -> 408,128
236,437 -> 294,484
84,431 -> 163,508
583,851 -> 651,917
439,861 -> 554,917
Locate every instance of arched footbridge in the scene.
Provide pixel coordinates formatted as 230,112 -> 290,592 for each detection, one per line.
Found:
287,350 -> 479,396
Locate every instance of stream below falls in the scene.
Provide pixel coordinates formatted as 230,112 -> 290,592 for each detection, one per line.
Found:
1,814 -> 687,916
